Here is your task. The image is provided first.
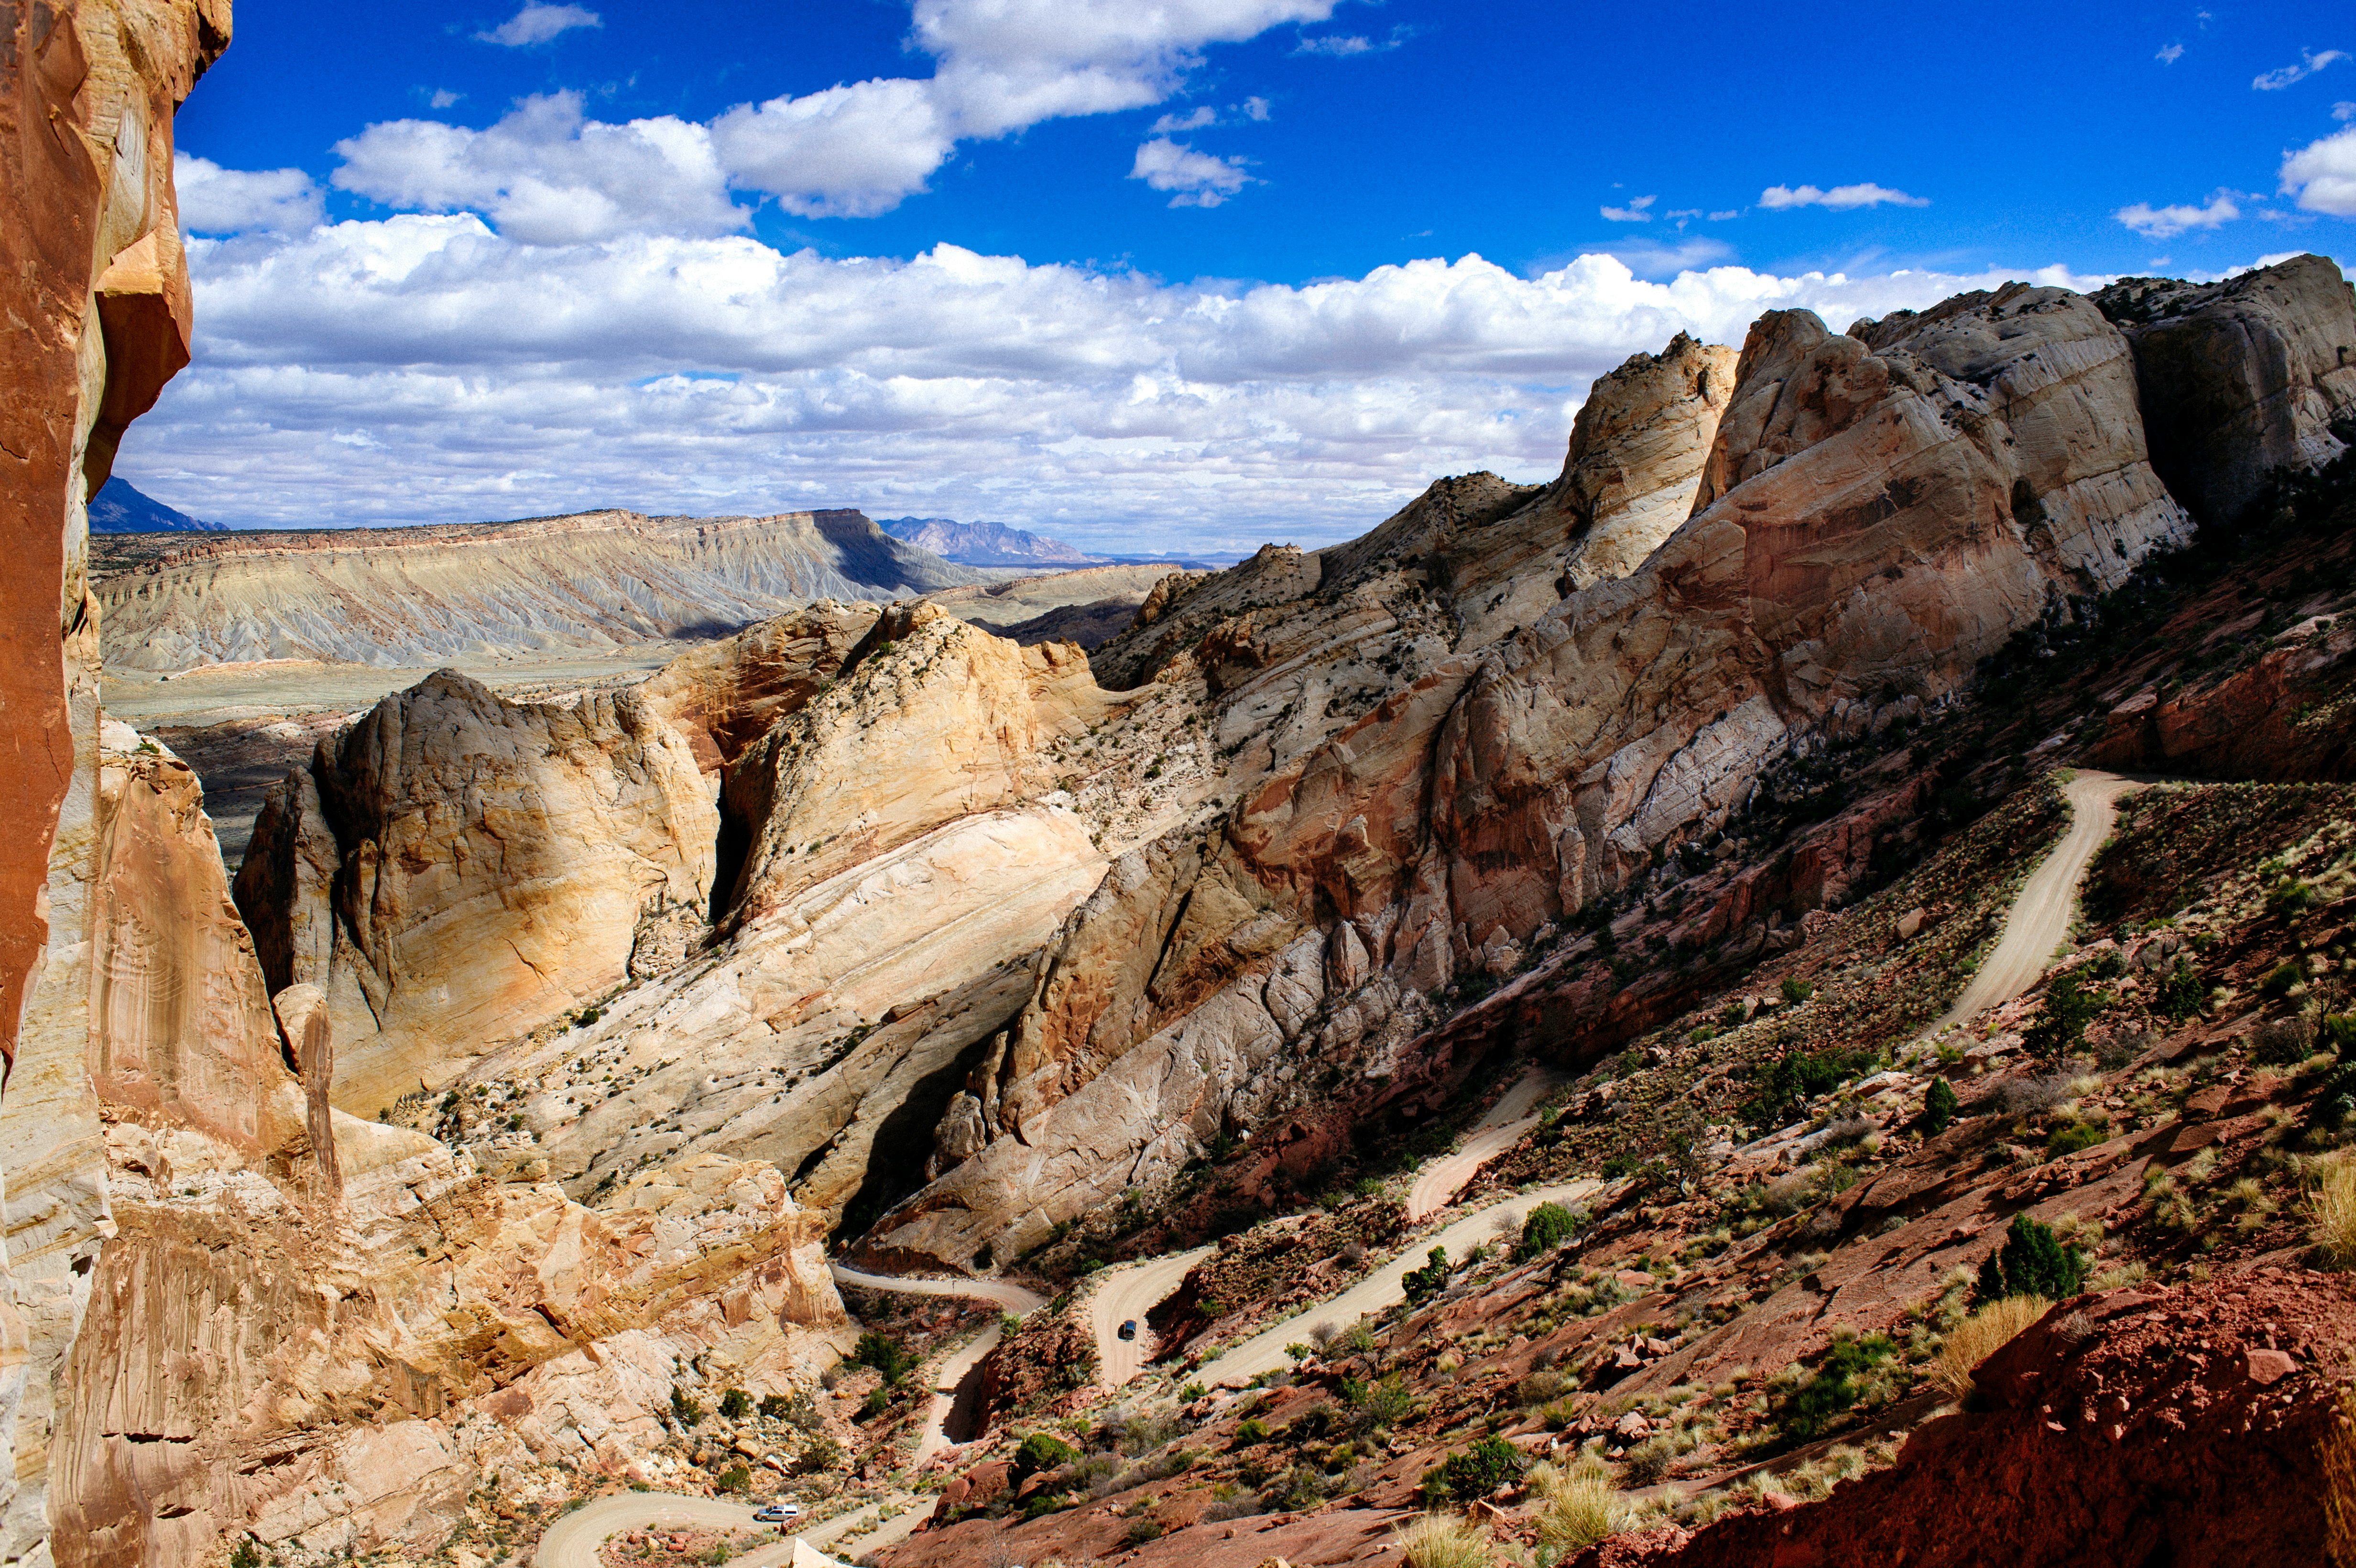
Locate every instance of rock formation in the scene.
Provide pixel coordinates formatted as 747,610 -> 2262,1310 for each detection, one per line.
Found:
88,508 -> 991,672
235,671 -> 719,1112
0,1 -> 227,1557
2095,253 -> 2356,524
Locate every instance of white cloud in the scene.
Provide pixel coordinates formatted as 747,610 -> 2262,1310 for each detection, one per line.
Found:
305,0 -> 1341,232
1151,105 -> 1218,132
476,3 -> 600,47
1130,138 -> 1251,206
1599,195 -> 1655,223
709,77 -> 956,219
332,93 -> 746,244
1759,182 -> 1929,210
174,154 -> 324,233
2336,100 -> 2356,120
2156,43 -> 2184,65
135,220 -> 2116,552
1296,34 -> 1374,55
2253,48 -> 2347,90
1243,95 -> 1272,120
429,89 -> 463,109
2114,191 -> 2241,237
1707,208 -> 1738,221
2281,125 -> 2356,216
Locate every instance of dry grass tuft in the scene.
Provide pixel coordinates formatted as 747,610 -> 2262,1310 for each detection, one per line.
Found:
1529,1457 -> 1624,1550
1931,1295 -> 2051,1399
2311,1159 -> 2356,1267
1395,1512 -> 1495,1568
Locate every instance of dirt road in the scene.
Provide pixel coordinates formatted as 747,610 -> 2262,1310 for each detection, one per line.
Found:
1087,1245 -> 1215,1388
1932,769 -> 2144,1033
1405,1070 -> 1568,1221
1192,1180 -> 1601,1388
828,1263 -> 1045,1315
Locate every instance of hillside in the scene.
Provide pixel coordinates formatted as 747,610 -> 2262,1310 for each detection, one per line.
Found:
14,137 -> 2356,1568
88,506 -> 991,671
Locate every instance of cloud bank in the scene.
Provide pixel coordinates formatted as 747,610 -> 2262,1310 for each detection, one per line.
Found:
128,219 -> 2114,553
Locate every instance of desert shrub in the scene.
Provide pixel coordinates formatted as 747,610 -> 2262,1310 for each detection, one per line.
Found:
719,1388 -> 752,1420
1516,1202 -> 1581,1260
2046,1121 -> 2108,1158
1980,1074 -> 2074,1118
756,1393 -> 790,1420
229,1542 -> 262,1568
1772,1332 -> 1897,1444
1346,1373 -> 1415,1431
1014,1432 -> 1080,1481
1529,1457 -> 1622,1549
1975,1214 -> 2089,1304
1123,1515 -> 1166,1545
669,1386 -> 705,1426
2156,958 -> 2205,1022
1396,1513 -> 1494,1568
714,1464 -> 750,1493
1402,1246 -> 1453,1304
1418,1437 -> 1527,1505
2023,969 -> 2101,1057
1931,1295 -> 2051,1398
2254,1015 -> 2317,1066
1742,1047 -> 1872,1128
853,1331 -> 917,1386
1336,1320 -> 1377,1353
1515,1370 -> 1567,1407
1780,978 -> 1816,1004
2311,1160 -> 2356,1267
2261,961 -> 2306,1000
1234,1419 -> 1271,1445
1619,1435 -> 1678,1486
1923,1077 -> 1959,1134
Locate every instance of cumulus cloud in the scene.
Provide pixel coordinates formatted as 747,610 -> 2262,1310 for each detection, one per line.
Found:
174,154 -> 324,233
2114,191 -> 2241,238
131,220 -> 2114,551
1130,138 -> 1251,206
317,0 -> 1342,231
709,77 -> 956,218
332,92 -> 745,244
2156,43 -> 2184,64
2253,48 -> 2346,90
1759,182 -> 1929,210
476,3 -> 600,47
2280,126 -> 2356,216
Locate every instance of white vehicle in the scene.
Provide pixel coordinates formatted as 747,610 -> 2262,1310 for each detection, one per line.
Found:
754,1503 -> 803,1524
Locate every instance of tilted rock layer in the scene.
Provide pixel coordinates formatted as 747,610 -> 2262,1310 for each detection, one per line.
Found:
89,508 -> 990,672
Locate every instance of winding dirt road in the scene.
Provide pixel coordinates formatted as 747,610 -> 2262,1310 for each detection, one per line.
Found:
1406,1070 -> 1568,1220
1088,1244 -> 1215,1388
1931,769 -> 2145,1034
1193,1179 -> 1601,1388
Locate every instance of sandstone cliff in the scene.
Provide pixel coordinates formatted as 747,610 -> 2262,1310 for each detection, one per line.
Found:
0,1 -> 227,1558
2095,253 -> 2356,524
236,671 -> 719,1113
89,508 -> 991,673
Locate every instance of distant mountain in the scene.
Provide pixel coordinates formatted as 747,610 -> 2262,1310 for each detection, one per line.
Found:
89,477 -> 224,533
877,516 -> 1105,568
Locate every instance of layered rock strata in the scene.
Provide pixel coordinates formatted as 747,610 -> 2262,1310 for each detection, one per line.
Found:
0,2 -> 227,1557
235,672 -> 719,1113
89,508 -> 990,673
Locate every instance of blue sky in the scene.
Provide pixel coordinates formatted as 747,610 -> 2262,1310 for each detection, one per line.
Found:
135,0 -> 2356,551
